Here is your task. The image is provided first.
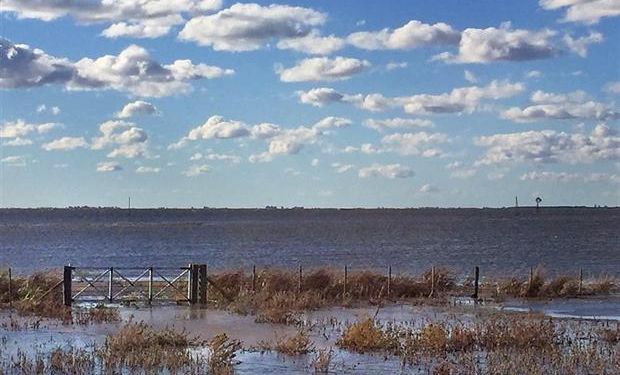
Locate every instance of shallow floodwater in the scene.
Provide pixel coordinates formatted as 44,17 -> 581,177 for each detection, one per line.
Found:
1,300 -> 618,374
1,207 -> 618,277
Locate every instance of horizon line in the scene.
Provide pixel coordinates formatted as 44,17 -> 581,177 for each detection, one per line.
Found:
0,205 -> 617,210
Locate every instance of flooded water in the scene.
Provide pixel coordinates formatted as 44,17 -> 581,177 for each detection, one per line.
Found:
1,299 -> 618,374
0,207 -> 618,277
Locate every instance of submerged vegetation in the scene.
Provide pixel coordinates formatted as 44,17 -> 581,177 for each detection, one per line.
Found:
2,312 -> 618,374
0,265 -> 618,373
0,269 -> 120,324
335,314 -> 620,374
3,322 -> 217,374
0,265 -> 617,326
208,265 -> 616,324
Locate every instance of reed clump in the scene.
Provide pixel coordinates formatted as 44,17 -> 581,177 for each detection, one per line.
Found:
9,271 -> 73,322
495,266 -> 617,299
337,317 -> 400,354
599,324 -> 620,344
312,348 -> 333,373
0,270 -> 120,324
211,267 -> 458,324
208,333 -> 242,375
260,328 -> 314,355
339,314 -> 618,374
48,346 -> 95,374
74,304 -> 121,325
97,321 -> 206,373
3,325 -> 240,374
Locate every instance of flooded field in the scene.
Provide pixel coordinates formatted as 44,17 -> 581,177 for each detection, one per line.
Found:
1,297 -> 619,374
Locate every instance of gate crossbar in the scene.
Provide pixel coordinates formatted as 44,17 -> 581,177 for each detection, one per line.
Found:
152,269 -> 190,301
112,268 -> 150,300
72,269 -> 110,300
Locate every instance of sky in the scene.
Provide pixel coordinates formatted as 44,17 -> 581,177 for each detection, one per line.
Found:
0,0 -> 619,208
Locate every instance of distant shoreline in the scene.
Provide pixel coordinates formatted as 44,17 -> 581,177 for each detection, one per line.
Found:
0,206 -> 618,211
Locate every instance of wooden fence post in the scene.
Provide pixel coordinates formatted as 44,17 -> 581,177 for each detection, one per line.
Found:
252,265 -> 257,293
186,263 -> 192,302
199,264 -> 208,306
189,264 -> 199,305
343,265 -> 348,300
298,265 -> 303,295
429,266 -> 435,298
8,267 -> 12,308
387,265 -> 392,298
148,267 -> 154,305
473,266 -> 480,300
108,267 -> 114,303
63,266 -> 72,307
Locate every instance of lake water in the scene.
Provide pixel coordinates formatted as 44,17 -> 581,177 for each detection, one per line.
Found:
0,207 -> 618,277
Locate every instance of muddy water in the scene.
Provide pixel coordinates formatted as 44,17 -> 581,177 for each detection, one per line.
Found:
1,298 -> 619,374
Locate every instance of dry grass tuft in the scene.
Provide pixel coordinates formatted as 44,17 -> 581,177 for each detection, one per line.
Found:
337,317 -> 399,354
312,348 -> 333,373
269,329 -> 314,355
97,321 -> 205,373
208,333 -> 242,375
49,346 -> 95,374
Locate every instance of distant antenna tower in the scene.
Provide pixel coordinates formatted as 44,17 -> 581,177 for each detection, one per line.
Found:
128,197 -> 131,210
515,196 -> 519,208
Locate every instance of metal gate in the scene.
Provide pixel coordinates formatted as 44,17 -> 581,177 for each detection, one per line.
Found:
62,264 -> 208,306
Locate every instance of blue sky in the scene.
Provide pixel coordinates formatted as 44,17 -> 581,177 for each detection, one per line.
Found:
1,0 -> 619,208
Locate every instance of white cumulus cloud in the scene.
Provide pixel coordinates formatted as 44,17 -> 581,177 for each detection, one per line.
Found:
42,137 -> 88,151
521,171 -> 620,184
136,166 -> 161,174
249,117 -> 351,163
501,90 -> 620,122
277,30 -> 345,55
364,118 -> 434,132
0,119 -> 61,143
1,155 -> 27,167
1,0 -> 223,38
381,132 -> 449,157
1,38 -> 233,97
179,3 -> 326,51
116,101 -> 158,118
277,57 -> 370,82
92,120 -> 149,159
358,163 -> 414,179
475,124 -> 620,165
434,23 -> 558,63
96,161 -> 122,172
296,80 -> 524,114
539,0 -> 620,24
419,184 -> 439,193
563,31 -> 603,57
347,20 -> 460,50
183,164 -> 211,176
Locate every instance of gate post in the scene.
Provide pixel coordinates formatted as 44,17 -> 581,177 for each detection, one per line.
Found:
148,267 -> 154,304
108,267 -> 114,302
472,266 -> 480,300
199,264 -> 208,306
63,266 -> 73,307
189,264 -> 199,305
